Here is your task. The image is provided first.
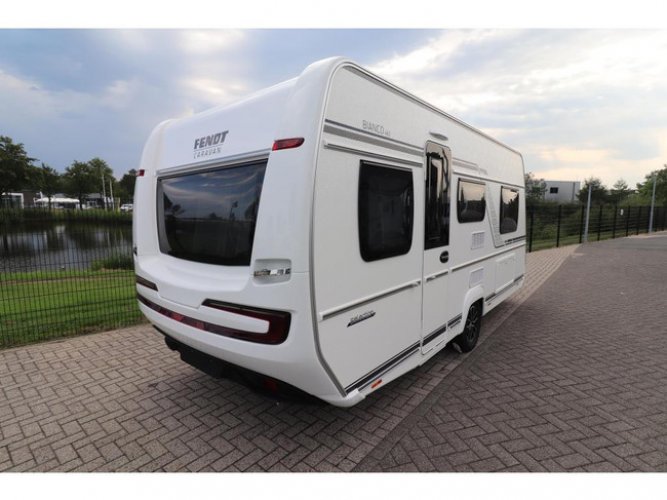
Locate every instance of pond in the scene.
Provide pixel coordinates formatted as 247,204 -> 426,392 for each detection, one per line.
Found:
0,220 -> 132,273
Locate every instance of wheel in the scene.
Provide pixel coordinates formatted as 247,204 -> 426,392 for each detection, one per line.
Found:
453,302 -> 482,353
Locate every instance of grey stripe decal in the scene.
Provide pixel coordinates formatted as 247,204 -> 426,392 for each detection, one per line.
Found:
345,341 -> 420,394
320,279 -> 421,321
447,314 -> 463,328
323,141 -> 423,167
324,118 -> 423,153
422,324 -> 447,347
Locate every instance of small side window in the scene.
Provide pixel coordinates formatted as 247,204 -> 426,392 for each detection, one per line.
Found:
358,162 -> 414,262
457,180 -> 486,223
500,187 -> 519,234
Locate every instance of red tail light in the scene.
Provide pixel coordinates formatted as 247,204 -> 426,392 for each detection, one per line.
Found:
137,294 -> 290,345
272,137 -> 304,151
137,169 -> 145,177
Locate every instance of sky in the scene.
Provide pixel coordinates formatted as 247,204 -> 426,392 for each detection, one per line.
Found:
2,9 -> 667,190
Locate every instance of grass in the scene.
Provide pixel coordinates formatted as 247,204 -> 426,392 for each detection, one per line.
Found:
0,269 -> 144,349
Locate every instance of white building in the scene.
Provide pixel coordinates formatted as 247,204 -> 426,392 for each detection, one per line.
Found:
543,180 -> 580,203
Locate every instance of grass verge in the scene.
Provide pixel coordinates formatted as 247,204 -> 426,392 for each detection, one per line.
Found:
0,269 -> 144,349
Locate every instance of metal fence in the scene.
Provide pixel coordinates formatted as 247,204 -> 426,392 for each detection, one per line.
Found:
0,204 -> 665,349
527,204 -> 667,252
0,209 -> 140,349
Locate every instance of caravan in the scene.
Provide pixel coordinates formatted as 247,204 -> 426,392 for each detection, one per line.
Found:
133,57 -> 526,407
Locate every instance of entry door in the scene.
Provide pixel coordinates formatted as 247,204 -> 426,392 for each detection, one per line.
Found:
421,142 -> 452,353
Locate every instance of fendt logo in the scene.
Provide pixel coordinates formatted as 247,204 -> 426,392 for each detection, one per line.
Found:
193,130 -> 229,159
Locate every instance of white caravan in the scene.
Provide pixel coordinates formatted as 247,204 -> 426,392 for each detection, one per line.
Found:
134,57 -> 526,407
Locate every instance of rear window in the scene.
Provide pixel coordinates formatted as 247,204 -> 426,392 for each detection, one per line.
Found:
157,161 -> 267,266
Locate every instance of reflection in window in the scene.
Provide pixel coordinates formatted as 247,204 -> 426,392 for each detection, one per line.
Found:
358,162 -> 414,262
500,187 -> 519,234
457,180 -> 486,223
157,161 -> 267,266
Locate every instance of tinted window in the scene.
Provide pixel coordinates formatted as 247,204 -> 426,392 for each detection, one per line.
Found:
550,187 -> 559,194
157,161 -> 267,266
425,143 -> 450,249
500,187 -> 519,234
457,180 -> 486,223
358,162 -> 414,262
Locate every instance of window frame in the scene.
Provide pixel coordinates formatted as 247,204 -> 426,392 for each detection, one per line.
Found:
456,178 -> 486,224
357,160 -> 414,263
499,186 -> 520,235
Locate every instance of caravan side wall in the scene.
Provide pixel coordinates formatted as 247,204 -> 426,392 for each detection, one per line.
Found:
311,65 -> 525,395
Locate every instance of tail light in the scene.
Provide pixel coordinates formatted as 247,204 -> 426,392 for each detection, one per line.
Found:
137,294 -> 290,345
272,137 -> 304,151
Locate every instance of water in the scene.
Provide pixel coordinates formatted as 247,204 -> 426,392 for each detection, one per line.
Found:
0,220 -> 132,273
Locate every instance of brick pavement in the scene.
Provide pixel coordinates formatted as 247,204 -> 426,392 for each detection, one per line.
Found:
1,236 -> 660,472
356,233 -> 667,471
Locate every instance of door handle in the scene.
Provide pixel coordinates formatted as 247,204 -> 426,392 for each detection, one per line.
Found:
439,251 -> 449,263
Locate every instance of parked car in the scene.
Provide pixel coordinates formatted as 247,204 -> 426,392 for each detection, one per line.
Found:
120,203 -> 133,212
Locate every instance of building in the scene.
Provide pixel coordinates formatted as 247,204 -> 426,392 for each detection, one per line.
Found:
543,180 -> 581,203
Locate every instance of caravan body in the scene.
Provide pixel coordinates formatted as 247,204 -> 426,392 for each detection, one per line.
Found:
134,57 -> 526,407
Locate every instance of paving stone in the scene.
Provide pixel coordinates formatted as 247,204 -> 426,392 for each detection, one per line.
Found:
1,236 -> 666,472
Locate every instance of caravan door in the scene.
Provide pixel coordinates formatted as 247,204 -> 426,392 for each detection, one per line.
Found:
421,142 -> 453,353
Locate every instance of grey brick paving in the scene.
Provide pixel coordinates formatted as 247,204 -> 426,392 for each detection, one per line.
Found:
356,233 -> 667,471
1,235 -> 665,472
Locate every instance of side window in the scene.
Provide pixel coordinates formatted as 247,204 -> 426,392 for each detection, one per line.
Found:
424,142 -> 450,249
358,161 -> 414,262
500,187 -> 519,234
457,180 -> 486,223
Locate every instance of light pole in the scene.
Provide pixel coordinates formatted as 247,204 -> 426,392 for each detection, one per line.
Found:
648,169 -> 659,233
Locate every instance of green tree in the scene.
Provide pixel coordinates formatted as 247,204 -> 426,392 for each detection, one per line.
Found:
118,169 -> 137,203
525,172 -> 547,205
577,177 -> 607,205
636,166 -> 667,206
64,160 -> 97,209
0,135 -> 36,198
35,163 -> 62,210
88,157 -> 115,209
609,178 -> 632,205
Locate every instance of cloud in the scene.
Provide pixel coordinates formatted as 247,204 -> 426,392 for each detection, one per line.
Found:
367,30 -> 667,187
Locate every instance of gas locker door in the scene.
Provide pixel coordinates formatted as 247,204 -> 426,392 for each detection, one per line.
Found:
312,147 -> 423,392
421,142 -> 453,353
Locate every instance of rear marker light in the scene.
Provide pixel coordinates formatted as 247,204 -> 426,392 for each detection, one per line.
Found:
371,379 -> 383,389
136,275 -> 158,291
137,169 -> 145,177
136,294 -> 290,345
272,137 -> 304,151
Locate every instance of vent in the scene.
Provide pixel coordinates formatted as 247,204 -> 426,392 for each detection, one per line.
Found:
471,231 -> 485,249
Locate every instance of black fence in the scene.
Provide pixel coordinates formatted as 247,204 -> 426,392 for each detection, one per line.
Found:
527,204 -> 667,252
0,204 -> 665,350
0,208 -> 140,349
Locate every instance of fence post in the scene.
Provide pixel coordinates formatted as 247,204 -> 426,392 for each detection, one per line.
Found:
612,205 -> 618,239
528,208 -> 534,253
636,206 -> 642,235
626,206 -> 631,236
578,204 -> 585,243
556,205 -> 562,247
597,204 -> 603,241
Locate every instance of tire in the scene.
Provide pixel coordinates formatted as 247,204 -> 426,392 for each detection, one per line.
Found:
453,301 -> 482,353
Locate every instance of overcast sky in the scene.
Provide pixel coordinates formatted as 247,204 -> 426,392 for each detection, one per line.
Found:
1,27 -> 666,189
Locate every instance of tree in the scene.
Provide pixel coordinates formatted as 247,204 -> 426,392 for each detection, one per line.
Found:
118,169 -> 137,203
64,161 -> 97,209
35,163 -> 62,210
525,172 -> 547,204
577,177 -> 607,205
88,157 -> 115,209
0,135 -> 36,198
609,178 -> 632,205
636,166 -> 667,207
